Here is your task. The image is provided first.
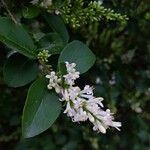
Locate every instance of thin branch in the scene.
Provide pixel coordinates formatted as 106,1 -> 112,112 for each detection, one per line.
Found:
39,60 -> 52,74
1,0 -> 18,24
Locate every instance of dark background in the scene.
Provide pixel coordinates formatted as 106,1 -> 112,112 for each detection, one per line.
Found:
0,0 -> 150,149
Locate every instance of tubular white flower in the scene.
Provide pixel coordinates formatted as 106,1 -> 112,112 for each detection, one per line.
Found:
87,97 -> 104,108
46,71 -> 61,93
63,62 -> 80,86
63,73 -> 77,85
94,120 -> 106,134
88,113 -> 95,123
68,86 -> 80,101
73,108 -> 88,122
81,85 -> 94,95
111,121 -> 122,131
61,89 -> 70,101
65,62 -> 76,73
46,62 -> 121,134
64,101 -> 72,114
60,84 -> 121,133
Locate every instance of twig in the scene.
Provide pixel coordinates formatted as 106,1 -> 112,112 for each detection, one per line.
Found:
1,0 -> 18,24
39,60 -> 52,74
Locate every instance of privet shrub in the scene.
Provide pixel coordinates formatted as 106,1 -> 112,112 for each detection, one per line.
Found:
0,0 -> 149,149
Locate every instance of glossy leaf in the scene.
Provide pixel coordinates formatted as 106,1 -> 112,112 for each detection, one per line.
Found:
0,17 -> 37,58
58,40 -> 96,74
3,54 -> 39,87
22,78 -> 62,138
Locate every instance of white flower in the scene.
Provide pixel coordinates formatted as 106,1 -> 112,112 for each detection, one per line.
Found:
87,97 -> 104,108
63,100 -> 87,122
82,85 -> 94,94
61,89 -> 70,101
64,101 -> 72,114
111,121 -> 122,131
55,10 -> 61,15
65,62 -> 76,73
73,108 -> 88,122
60,84 -> 121,133
88,113 -> 95,123
63,62 -> 80,86
46,62 -> 121,134
46,71 -> 61,93
63,73 -> 76,86
91,108 -> 121,132
73,97 -> 85,109
93,120 -> 106,134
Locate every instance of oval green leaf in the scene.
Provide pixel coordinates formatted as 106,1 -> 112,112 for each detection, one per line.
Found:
58,40 -> 96,74
0,17 -> 37,58
3,54 -> 39,87
22,78 -> 62,138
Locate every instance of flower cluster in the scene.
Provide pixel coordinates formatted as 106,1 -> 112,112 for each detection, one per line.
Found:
31,0 -> 128,28
38,50 -> 51,62
46,62 -> 121,133
46,71 -> 61,93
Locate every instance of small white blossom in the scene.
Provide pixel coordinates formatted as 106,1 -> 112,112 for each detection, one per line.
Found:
88,113 -> 95,123
65,62 -> 76,73
93,120 -> 106,134
73,108 -> 88,122
81,85 -> 94,95
46,71 -> 61,93
55,10 -> 60,15
61,89 -> 72,102
68,86 -> 80,101
63,62 -> 80,86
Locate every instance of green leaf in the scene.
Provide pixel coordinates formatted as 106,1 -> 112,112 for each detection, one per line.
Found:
38,32 -> 65,54
58,40 -> 96,74
0,17 -> 37,58
44,14 -> 69,44
22,6 -> 40,19
3,54 -> 39,87
58,62 -> 67,77
22,78 -> 62,138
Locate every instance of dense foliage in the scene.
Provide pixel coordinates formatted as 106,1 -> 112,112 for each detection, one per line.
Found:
0,0 -> 150,149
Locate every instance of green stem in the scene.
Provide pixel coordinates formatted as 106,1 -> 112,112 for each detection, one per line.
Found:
39,60 -> 52,74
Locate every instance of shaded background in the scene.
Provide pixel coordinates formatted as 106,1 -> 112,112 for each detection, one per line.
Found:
0,0 -> 150,149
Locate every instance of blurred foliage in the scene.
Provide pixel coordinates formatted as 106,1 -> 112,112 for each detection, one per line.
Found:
43,0 -> 128,28
0,0 -> 150,149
